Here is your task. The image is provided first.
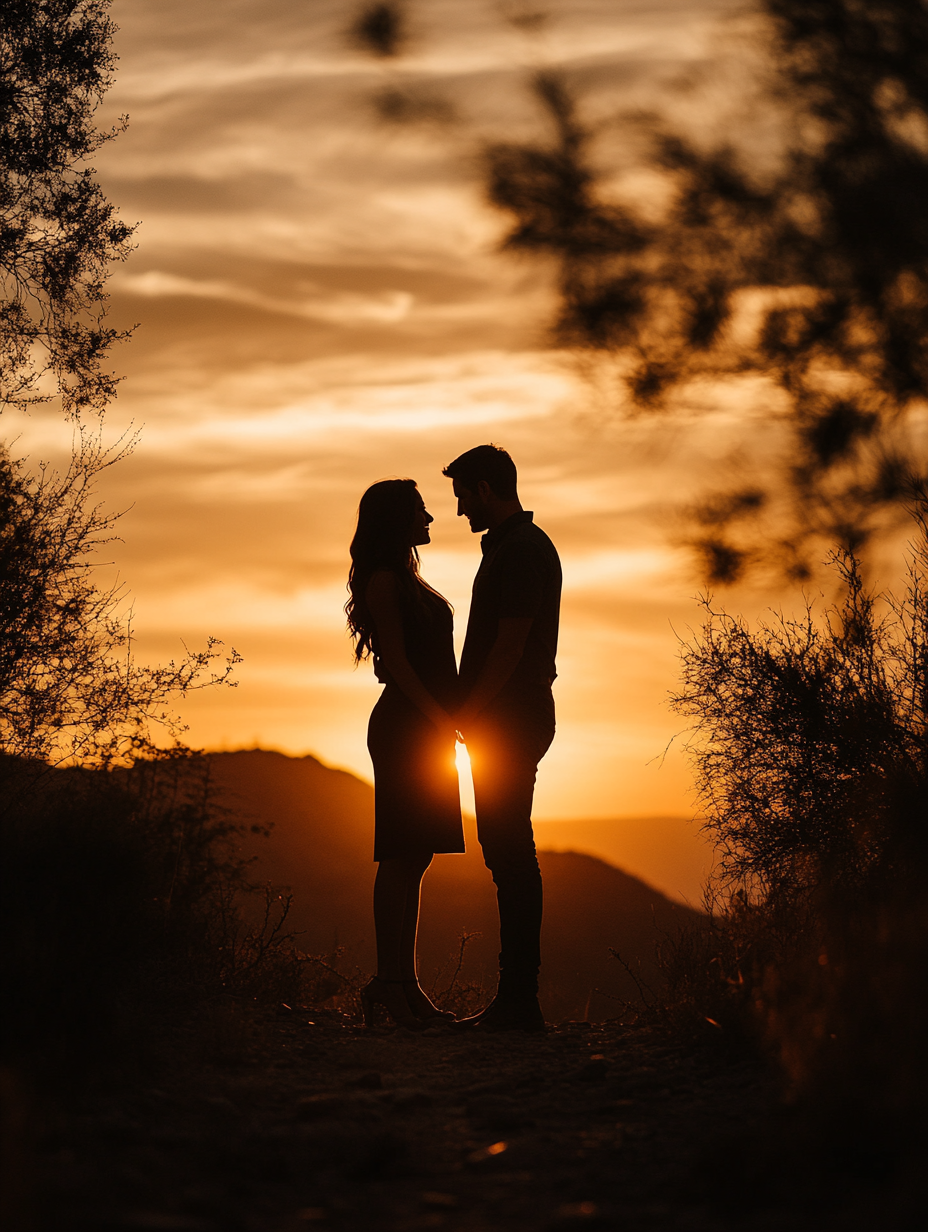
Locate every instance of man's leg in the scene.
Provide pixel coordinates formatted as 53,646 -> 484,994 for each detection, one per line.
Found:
475,740 -> 543,991
464,714 -> 554,1029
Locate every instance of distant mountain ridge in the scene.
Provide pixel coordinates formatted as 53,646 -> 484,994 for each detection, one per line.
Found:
209,749 -> 703,1021
533,816 -> 714,906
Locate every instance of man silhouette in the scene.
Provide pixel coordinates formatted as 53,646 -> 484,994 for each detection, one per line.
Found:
443,445 -> 561,1031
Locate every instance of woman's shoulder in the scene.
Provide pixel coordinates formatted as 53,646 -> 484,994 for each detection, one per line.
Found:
365,568 -> 401,604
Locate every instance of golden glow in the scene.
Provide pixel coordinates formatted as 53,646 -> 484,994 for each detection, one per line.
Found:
14,1 -> 753,900
454,742 -> 471,778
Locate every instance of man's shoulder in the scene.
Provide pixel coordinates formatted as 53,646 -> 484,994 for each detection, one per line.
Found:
505,520 -> 560,561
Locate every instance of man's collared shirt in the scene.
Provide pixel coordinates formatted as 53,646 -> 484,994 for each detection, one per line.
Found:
459,510 -> 562,709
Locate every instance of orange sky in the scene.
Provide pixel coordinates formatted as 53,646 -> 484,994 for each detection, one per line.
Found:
15,0 -> 749,841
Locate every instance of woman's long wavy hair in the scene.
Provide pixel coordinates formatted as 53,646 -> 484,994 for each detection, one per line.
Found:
346,478 -> 436,663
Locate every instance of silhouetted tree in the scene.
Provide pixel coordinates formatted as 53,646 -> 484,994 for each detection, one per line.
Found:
0,2 -> 236,773
484,2 -> 928,580
1,0 -> 133,419
0,439 -> 238,769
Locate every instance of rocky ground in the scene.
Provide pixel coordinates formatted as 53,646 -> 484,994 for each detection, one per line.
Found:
24,1005 -> 916,1232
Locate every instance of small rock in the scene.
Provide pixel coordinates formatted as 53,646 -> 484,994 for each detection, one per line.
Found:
466,1139 -> 508,1165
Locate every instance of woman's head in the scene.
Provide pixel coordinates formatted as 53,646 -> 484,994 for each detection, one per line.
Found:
350,478 -> 431,569
346,478 -> 434,660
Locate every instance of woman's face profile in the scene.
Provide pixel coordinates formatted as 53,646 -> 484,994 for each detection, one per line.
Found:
409,491 -> 434,547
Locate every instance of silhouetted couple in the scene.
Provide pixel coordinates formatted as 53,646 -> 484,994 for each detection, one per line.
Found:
346,445 -> 561,1033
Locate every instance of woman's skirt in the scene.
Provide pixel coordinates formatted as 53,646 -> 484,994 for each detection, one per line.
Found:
367,687 -> 464,861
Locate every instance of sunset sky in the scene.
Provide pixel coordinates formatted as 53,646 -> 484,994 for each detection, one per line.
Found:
17,0 -> 753,855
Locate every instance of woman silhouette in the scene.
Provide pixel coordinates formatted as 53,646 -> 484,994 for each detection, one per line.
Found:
346,479 -> 464,1027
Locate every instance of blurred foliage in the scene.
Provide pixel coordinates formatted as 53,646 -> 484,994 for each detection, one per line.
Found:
0,0 -> 134,419
372,86 -> 456,126
349,2 -> 407,59
483,1 -> 928,579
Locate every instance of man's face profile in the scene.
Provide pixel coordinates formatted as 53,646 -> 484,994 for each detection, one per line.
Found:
452,478 -> 491,533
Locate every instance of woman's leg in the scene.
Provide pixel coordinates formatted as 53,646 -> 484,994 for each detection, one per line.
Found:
373,854 -> 432,981
392,854 -> 452,1020
398,854 -> 432,980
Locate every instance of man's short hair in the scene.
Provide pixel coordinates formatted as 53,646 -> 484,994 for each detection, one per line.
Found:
442,444 -> 518,499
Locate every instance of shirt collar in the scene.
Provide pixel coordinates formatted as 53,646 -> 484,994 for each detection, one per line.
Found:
480,510 -> 534,555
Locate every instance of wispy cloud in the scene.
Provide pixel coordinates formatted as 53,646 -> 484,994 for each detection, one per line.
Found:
117,269 -> 416,324
44,0 -> 750,821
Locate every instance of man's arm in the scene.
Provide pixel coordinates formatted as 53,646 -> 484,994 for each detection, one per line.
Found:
456,616 -> 533,729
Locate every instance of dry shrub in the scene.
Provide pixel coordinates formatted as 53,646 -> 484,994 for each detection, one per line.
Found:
668,507 -> 928,1151
641,889 -> 808,1050
427,930 -> 491,1020
204,885 -> 359,1010
0,752 -> 357,1062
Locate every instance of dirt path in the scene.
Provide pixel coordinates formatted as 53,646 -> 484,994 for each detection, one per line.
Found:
32,1008 -> 878,1231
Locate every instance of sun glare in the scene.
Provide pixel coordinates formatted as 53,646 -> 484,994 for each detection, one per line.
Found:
455,740 -> 476,815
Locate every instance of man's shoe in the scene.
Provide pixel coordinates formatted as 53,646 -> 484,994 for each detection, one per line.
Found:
449,999 -> 496,1031
449,973 -> 544,1032
474,994 -> 545,1034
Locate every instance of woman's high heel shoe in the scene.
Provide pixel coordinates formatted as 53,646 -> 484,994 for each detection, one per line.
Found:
403,979 -> 454,1023
360,977 -> 425,1029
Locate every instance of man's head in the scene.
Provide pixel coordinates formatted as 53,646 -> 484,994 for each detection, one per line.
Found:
442,444 -> 520,533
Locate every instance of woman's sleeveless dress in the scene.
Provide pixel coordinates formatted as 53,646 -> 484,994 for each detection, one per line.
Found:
367,581 -> 465,861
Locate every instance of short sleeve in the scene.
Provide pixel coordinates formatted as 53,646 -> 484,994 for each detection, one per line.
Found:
498,540 -> 548,619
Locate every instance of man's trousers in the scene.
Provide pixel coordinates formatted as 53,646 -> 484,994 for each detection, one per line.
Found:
467,698 -> 555,995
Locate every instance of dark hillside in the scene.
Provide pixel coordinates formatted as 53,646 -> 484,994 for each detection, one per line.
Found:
208,747 -> 376,953
210,750 -> 702,1021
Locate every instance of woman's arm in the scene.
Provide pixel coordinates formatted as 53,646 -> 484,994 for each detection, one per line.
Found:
367,571 -> 456,733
